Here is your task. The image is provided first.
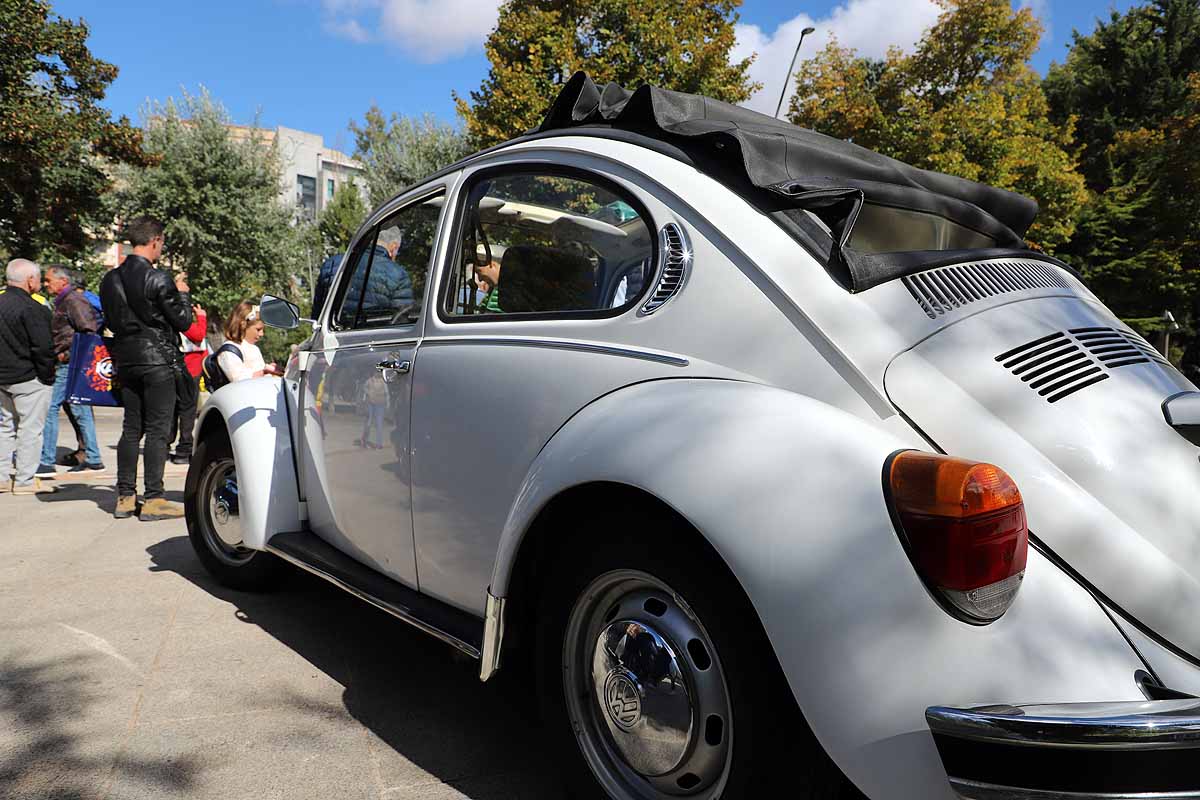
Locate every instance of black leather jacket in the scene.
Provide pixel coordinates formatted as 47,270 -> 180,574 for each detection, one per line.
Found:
99,255 -> 193,367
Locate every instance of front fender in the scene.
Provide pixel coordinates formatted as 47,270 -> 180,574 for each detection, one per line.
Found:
195,378 -> 300,550
491,379 -> 1145,800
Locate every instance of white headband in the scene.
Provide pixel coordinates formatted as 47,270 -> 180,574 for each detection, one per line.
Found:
247,305 -> 259,322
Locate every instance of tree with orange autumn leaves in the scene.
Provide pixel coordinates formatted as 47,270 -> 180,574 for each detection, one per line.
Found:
786,0 -> 1086,253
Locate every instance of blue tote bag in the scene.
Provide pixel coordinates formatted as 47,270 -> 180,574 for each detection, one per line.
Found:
64,333 -> 122,407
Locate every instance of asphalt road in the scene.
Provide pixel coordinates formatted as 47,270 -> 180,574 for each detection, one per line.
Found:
1,407 -> 562,800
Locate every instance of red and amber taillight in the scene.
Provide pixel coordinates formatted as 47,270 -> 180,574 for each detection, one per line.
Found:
886,451 -> 1028,623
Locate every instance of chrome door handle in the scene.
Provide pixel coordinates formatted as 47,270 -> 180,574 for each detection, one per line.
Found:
376,359 -> 410,374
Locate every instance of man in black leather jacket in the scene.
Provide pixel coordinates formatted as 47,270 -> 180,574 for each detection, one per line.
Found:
99,217 -> 194,520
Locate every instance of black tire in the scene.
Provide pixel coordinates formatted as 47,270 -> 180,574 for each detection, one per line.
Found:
184,429 -> 284,591
537,510 -> 850,800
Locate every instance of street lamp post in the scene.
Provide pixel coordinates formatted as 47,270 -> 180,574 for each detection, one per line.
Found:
775,26 -> 817,120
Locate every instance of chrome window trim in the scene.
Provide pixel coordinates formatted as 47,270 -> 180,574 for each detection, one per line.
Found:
433,160 -> 659,325
321,180 -> 456,335
416,335 -> 688,368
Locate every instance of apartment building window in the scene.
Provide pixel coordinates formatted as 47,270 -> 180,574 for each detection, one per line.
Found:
297,175 -> 317,220
326,178 -> 336,200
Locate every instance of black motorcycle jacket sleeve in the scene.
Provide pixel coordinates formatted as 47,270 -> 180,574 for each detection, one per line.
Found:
147,269 -> 193,333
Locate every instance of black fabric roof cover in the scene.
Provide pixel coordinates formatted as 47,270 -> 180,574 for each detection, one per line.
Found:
537,73 -> 1039,242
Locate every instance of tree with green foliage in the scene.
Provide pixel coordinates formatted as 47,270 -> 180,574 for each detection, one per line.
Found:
350,109 -> 470,207
115,89 -> 308,314
1043,0 -> 1200,326
318,182 -> 368,255
0,0 -> 147,261
787,0 -> 1086,252
456,0 -> 759,147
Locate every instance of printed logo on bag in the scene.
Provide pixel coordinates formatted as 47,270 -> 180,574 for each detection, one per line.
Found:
86,344 -> 114,390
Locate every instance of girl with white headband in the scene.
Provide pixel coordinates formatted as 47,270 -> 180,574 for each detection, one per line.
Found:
217,301 -> 279,382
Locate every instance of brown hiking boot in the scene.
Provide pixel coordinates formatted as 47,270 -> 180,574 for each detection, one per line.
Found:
114,495 -> 138,519
12,478 -> 56,496
139,497 -> 184,521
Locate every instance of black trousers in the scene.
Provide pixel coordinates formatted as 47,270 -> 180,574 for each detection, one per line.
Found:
169,371 -> 200,457
116,364 -> 176,499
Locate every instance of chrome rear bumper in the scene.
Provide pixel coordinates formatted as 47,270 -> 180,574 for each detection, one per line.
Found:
926,700 -> 1200,799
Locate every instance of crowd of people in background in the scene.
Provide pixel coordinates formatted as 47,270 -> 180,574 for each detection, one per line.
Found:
0,215 -> 277,518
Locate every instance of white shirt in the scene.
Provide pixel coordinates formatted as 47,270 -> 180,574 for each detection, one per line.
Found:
217,340 -> 265,382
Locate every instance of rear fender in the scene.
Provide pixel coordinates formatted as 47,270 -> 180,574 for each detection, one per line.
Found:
491,378 -> 1145,800
195,378 -> 300,550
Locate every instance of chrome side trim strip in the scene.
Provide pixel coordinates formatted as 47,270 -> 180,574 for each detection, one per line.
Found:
264,544 -> 481,660
949,777 -> 1200,800
419,336 -> 689,367
927,701 -> 1200,750
479,589 -> 506,682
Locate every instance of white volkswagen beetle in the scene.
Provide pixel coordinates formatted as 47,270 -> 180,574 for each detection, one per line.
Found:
185,74 -> 1200,800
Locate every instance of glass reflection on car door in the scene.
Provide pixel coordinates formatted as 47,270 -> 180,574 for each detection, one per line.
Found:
300,191 -> 443,588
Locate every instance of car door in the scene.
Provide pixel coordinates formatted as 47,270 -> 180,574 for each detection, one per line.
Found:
411,162 -> 666,614
299,187 -> 447,587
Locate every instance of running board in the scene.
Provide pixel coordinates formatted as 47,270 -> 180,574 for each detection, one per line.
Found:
265,530 -> 483,659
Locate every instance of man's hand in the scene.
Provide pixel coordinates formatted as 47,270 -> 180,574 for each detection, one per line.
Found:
174,271 -> 190,293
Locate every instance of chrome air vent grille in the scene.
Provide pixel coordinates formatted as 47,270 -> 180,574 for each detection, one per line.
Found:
997,328 -> 1167,403
904,259 -> 1071,319
642,223 -> 691,314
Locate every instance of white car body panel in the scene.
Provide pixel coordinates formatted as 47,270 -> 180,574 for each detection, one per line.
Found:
197,376 -> 300,549
885,295 -> 1200,662
198,133 -> 1200,799
491,379 -> 1146,800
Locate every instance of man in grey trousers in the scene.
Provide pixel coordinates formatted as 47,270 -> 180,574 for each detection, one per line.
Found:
0,259 -> 57,494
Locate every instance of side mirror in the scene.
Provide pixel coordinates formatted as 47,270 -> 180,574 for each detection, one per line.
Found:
1163,391 -> 1200,446
260,294 -> 302,330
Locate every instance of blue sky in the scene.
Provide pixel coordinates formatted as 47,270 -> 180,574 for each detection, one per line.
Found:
54,0 -> 1135,151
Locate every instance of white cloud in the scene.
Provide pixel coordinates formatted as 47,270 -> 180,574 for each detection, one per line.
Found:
325,17 -> 372,44
733,0 -> 942,116
1019,0 -> 1053,46
322,0 -> 501,63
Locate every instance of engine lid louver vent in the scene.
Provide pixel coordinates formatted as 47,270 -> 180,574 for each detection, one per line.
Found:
642,223 -> 691,314
997,327 -> 1168,403
904,259 -> 1072,319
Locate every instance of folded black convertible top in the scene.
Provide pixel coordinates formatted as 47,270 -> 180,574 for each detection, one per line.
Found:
537,73 -> 1038,245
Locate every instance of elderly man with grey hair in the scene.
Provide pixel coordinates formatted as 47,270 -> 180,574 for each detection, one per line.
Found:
36,264 -> 103,476
0,259 -> 56,494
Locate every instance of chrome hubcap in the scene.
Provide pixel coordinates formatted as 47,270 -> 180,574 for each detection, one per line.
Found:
565,571 -> 732,799
200,458 -> 251,565
593,620 -> 692,776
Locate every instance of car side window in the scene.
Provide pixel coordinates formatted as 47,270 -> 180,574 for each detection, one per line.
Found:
443,171 -> 653,318
334,191 -> 443,330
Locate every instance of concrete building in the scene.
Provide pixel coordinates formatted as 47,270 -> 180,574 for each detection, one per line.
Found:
228,124 -> 367,222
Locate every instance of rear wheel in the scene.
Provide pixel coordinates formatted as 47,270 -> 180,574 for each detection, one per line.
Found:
184,430 -> 283,590
537,514 -> 848,799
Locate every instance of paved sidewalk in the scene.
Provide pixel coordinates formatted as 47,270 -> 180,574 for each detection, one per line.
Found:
1,408 -> 560,799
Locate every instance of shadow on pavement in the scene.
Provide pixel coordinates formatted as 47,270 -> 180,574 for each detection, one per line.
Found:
0,652 -> 200,800
34,485 -> 184,514
145,535 -> 562,799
